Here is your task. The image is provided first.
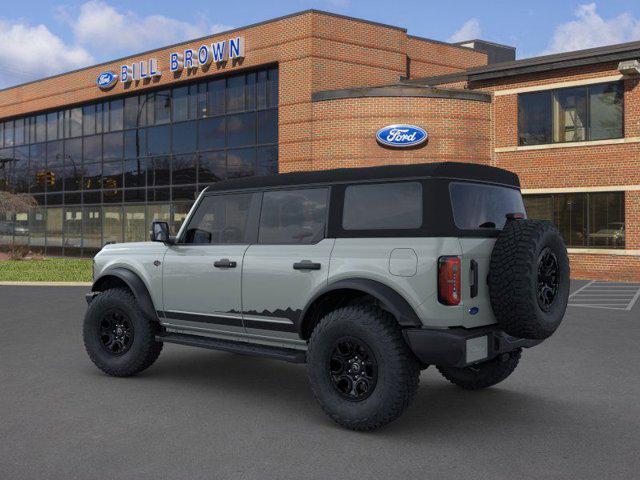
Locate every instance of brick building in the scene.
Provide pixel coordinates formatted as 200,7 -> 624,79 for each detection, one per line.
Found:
0,10 -> 638,281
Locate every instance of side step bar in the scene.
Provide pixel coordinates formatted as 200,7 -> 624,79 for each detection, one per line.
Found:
156,332 -> 307,364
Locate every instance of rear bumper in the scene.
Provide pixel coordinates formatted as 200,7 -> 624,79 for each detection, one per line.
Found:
403,325 -> 542,368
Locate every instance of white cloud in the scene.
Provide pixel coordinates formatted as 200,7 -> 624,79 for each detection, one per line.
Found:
448,19 -> 481,43
0,1 -> 235,88
0,20 -> 93,88
543,3 -> 640,54
68,1 -> 232,57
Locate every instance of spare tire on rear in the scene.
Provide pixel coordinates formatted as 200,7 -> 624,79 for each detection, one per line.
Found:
488,218 -> 570,340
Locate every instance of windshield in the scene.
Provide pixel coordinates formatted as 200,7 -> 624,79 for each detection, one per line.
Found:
450,182 -> 525,230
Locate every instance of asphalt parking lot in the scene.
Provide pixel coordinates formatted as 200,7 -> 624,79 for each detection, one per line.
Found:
1,281 -> 639,480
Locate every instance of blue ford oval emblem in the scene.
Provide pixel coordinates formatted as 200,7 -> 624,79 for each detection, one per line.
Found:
469,307 -> 479,315
96,71 -> 118,90
376,124 -> 428,148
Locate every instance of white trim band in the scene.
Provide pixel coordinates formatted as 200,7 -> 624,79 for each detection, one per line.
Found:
567,248 -> 640,256
522,185 -> 640,194
493,74 -> 624,96
495,137 -> 640,153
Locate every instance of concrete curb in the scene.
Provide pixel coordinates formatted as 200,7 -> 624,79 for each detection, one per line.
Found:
0,281 -> 92,287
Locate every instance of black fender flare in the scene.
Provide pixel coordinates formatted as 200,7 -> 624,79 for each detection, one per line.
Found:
92,267 -> 159,322
299,278 -> 422,336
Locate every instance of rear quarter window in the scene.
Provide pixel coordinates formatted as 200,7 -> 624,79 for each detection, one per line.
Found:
343,182 -> 422,230
450,182 -> 525,230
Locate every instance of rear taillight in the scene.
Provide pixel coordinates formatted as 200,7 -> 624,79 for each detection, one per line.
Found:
438,256 -> 461,306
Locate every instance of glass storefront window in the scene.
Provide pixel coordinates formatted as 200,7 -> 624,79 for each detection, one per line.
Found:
519,81 -> 623,145
172,121 -> 197,154
46,207 -> 63,255
0,67 -> 278,256
198,151 -> 225,184
227,112 -> 256,147
64,207 -> 83,255
124,205 -> 146,242
172,154 -> 197,185
198,117 -> 225,150
83,206 -> 101,253
524,192 -> 625,249
103,206 -> 123,244
13,211 -> 29,246
29,207 -> 46,250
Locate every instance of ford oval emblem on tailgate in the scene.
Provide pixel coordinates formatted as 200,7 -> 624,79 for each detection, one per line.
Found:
376,124 -> 428,148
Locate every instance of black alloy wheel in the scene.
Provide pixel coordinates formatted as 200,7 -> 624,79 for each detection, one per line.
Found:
537,247 -> 559,312
98,310 -> 134,356
328,337 -> 378,401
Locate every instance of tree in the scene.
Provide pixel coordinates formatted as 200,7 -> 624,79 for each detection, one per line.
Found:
0,191 -> 37,216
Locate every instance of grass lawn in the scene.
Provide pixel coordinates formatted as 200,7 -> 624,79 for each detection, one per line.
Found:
0,258 -> 93,282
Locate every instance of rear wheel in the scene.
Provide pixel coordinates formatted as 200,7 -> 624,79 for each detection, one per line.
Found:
83,288 -> 163,377
307,305 -> 420,431
437,349 -> 521,390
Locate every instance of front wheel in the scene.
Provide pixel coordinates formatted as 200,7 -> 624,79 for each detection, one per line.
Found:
83,288 -> 163,377
307,305 -> 420,431
437,349 -> 521,390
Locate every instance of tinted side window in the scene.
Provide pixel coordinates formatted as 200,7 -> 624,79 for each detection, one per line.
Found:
259,188 -> 328,244
343,182 -> 422,230
450,182 -> 525,230
183,193 -> 253,244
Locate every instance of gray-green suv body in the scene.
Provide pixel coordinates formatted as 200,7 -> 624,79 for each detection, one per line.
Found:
84,162 -> 570,430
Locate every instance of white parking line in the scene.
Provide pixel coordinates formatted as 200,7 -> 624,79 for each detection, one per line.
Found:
568,281 -> 640,311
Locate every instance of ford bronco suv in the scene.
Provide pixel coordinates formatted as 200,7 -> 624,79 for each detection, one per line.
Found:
83,162 -> 570,430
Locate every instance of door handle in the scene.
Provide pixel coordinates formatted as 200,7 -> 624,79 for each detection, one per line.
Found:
214,258 -> 237,268
293,260 -> 321,271
470,259 -> 478,298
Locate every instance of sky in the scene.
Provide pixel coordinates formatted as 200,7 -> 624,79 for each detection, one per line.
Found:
1,0 -> 640,88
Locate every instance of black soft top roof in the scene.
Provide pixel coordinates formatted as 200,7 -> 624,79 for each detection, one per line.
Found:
205,162 -> 520,193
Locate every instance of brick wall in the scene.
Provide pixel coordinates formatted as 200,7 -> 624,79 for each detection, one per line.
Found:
0,10 -> 488,176
305,95 -> 491,171
406,37 -> 487,79
473,63 -> 640,281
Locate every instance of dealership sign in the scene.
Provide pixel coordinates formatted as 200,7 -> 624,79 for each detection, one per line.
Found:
96,36 -> 245,89
376,125 -> 428,148
96,71 -> 118,90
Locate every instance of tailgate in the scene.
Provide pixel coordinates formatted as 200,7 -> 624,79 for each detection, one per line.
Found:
458,238 -> 499,328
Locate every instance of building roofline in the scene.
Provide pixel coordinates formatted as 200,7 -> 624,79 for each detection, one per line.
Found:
406,34 -> 479,53
401,71 -> 469,86
467,40 -> 640,81
0,9 -> 407,95
453,39 -> 516,51
312,84 -> 490,103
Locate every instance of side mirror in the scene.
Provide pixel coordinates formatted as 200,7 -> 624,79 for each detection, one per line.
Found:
151,221 -> 172,243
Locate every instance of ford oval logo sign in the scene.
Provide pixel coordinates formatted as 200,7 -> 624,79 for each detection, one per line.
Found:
96,71 -> 118,90
376,124 -> 428,148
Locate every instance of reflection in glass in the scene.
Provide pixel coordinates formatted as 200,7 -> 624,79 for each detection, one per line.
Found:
198,117 -> 225,150
227,148 -> 255,178
172,121 -> 197,154
227,112 -> 255,147
172,154 -> 197,185
124,205 -> 146,242
83,206 -> 101,252
1,67 -> 277,255
198,151 -> 225,184
64,207 -> 83,255
103,206 -> 123,244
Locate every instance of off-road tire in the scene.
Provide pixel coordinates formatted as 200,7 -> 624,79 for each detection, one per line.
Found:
307,305 -> 420,431
83,288 -> 163,377
489,219 -> 570,340
437,348 -> 521,390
